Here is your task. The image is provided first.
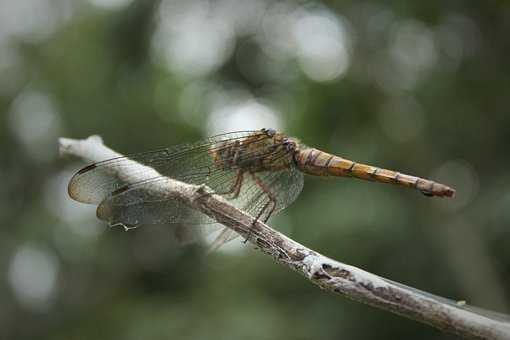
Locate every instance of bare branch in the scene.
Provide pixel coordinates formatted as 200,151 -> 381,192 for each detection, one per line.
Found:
59,135 -> 510,340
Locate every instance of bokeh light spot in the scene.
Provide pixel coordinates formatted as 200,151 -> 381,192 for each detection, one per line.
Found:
8,244 -> 59,311
153,0 -> 235,78
375,19 -> 438,92
207,98 -> 281,135
293,10 -> 351,82
87,0 -> 133,10
0,0 -> 71,43
8,90 -> 62,162
45,170 -> 100,238
390,20 -> 438,73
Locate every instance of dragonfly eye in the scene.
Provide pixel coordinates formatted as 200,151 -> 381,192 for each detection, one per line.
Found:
265,128 -> 276,137
282,139 -> 295,151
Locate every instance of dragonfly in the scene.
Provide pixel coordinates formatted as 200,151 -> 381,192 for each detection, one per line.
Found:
68,128 -> 455,248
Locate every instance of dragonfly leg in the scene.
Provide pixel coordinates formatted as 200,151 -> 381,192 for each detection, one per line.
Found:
197,170 -> 245,200
215,169 -> 245,199
243,172 -> 277,243
230,170 -> 245,199
251,172 -> 277,222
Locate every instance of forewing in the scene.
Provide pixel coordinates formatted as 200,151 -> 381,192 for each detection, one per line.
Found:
238,164 -> 304,220
202,164 -> 305,250
68,130 -> 268,204
95,145 -> 303,229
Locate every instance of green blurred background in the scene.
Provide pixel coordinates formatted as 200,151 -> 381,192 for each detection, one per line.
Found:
1,0 -> 509,339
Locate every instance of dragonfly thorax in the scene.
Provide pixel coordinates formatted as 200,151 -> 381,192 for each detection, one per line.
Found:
211,130 -> 297,173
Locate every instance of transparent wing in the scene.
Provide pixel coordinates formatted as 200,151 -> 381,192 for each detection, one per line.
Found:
239,165 -> 305,220
68,130 -> 270,204
95,148 -> 304,227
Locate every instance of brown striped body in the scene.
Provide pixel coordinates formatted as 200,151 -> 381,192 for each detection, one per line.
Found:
294,148 -> 455,198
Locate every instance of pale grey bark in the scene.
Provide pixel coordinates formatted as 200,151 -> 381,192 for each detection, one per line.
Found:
59,135 -> 510,340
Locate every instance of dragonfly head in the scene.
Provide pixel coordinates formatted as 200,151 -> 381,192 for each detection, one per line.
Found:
282,138 -> 297,151
264,129 -> 298,153
279,136 -> 298,153
263,128 -> 277,137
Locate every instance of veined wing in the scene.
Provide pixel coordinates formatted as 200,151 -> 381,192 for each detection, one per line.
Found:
68,130 -> 271,205
184,164 -> 304,250
69,128 -> 304,229
95,158 -> 304,227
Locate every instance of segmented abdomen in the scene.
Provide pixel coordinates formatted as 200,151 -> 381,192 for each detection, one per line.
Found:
295,148 -> 455,198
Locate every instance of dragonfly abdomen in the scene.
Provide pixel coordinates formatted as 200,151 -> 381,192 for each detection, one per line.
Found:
295,148 -> 455,198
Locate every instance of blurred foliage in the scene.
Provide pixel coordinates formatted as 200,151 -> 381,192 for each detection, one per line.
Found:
1,0 -> 510,339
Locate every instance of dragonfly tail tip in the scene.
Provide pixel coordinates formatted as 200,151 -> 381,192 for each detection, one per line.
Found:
445,186 -> 456,198
435,185 -> 456,198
